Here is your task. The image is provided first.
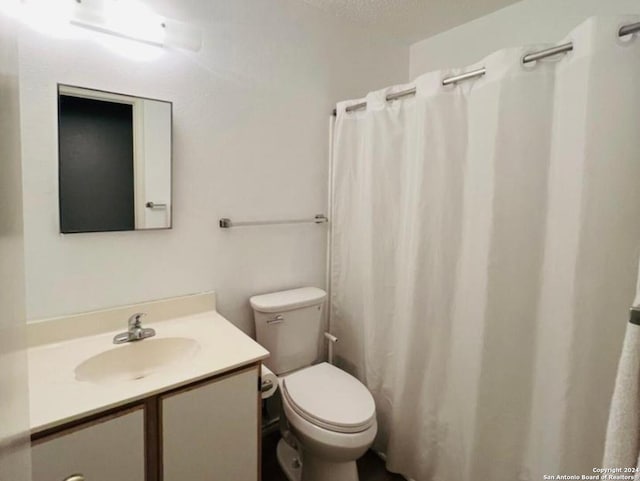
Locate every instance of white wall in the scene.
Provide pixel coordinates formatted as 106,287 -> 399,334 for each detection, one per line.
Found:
0,12 -> 31,481
410,0 -> 640,77
19,0 -> 408,332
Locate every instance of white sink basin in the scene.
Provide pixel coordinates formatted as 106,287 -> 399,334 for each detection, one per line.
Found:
75,337 -> 200,384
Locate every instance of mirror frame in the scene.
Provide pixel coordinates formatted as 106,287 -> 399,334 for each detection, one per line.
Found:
57,83 -> 174,233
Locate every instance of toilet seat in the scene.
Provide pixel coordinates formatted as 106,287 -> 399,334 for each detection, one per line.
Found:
282,363 -> 376,434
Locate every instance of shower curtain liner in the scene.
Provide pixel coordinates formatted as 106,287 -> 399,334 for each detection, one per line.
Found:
330,16 -> 640,481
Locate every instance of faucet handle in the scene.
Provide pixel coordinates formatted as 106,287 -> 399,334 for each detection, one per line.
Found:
128,312 -> 146,327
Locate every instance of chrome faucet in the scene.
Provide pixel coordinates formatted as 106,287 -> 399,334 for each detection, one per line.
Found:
113,313 -> 156,344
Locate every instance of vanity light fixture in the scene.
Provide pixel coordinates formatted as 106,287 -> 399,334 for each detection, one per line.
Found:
71,0 -> 167,47
73,0 -> 202,51
9,0 -> 202,51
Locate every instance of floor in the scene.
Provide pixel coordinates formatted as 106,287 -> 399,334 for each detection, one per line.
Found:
261,432 -> 406,481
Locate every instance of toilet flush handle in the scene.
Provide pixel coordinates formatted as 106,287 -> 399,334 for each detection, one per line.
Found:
267,314 -> 284,325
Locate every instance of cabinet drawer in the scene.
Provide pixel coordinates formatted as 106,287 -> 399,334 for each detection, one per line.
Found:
32,407 -> 145,481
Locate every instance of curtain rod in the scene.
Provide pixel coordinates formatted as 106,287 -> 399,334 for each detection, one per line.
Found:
331,20 -> 640,116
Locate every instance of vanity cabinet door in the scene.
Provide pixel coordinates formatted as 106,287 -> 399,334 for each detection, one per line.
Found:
32,407 -> 145,481
161,365 -> 260,481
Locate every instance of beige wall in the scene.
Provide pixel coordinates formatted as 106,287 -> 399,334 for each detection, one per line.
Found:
19,0 -> 408,332
410,0 -> 640,77
0,11 -> 31,481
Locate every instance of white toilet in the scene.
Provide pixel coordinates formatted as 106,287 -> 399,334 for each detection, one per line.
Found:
251,287 -> 377,481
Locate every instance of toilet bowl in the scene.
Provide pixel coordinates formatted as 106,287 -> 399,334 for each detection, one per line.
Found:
250,287 -> 377,481
279,363 -> 377,481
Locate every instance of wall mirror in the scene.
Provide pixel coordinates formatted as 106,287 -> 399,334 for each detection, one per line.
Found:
57,85 -> 172,233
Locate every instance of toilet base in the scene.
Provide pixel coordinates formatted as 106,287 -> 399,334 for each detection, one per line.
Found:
277,438 -> 360,481
300,450 -> 359,481
277,438 -> 302,481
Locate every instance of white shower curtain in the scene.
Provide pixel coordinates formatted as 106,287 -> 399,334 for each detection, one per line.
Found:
330,16 -> 640,481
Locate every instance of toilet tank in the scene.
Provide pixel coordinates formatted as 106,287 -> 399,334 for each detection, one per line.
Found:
251,287 -> 326,375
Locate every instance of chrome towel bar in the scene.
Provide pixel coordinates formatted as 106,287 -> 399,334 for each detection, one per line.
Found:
219,214 -> 328,229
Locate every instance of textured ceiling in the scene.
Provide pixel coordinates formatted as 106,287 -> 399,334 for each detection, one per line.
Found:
301,0 -> 522,44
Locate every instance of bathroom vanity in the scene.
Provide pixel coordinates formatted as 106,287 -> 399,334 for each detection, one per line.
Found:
27,293 -> 269,481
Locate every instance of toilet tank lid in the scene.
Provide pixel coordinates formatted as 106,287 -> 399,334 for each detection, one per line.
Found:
250,287 -> 326,313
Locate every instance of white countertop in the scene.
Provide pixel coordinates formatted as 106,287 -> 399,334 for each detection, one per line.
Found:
28,310 -> 269,434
